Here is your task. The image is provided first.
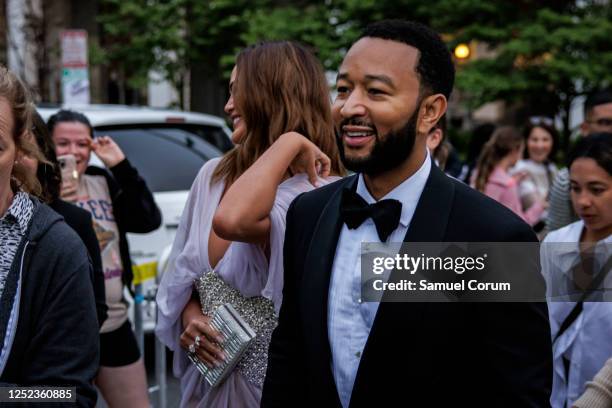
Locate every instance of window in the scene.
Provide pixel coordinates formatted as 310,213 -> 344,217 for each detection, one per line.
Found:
95,127 -> 222,192
183,124 -> 234,152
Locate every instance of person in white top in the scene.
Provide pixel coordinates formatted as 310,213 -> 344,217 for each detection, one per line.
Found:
513,118 -> 559,232
541,133 -> 612,408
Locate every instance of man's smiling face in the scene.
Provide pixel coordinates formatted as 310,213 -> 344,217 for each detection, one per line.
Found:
332,37 -> 423,174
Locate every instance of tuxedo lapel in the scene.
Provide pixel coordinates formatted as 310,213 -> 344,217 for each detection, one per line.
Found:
402,164 -> 454,243
349,165 -> 456,407
302,174 -> 358,404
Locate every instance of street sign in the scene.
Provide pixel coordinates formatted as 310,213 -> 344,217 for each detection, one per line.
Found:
61,30 -> 90,104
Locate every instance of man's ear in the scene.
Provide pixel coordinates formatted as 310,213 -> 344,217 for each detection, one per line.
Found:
426,128 -> 443,151
417,94 -> 447,136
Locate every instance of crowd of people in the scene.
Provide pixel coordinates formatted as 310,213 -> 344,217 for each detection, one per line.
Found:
0,18 -> 610,408
0,65 -> 161,405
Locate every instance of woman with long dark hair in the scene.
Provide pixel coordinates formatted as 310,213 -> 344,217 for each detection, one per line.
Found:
512,118 -> 559,231
156,41 -> 344,407
472,126 -> 547,226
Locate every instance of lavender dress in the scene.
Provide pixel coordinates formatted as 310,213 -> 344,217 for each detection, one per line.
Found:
156,157 -> 337,407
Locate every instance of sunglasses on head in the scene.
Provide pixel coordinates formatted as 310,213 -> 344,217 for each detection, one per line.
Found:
529,116 -> 554,127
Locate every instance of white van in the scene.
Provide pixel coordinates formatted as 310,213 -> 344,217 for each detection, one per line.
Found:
38,104 -> 230,332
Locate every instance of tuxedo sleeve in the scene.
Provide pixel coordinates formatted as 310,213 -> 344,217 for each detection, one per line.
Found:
467,303 -> 552,406
466,225 -> 553,407
262,197 -> 307,407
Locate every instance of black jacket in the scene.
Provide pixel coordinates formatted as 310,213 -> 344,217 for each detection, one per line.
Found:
0,199 -> 99,407
85,159 -> 162,289
262,164 -> 553,408
50,199 -> 108,328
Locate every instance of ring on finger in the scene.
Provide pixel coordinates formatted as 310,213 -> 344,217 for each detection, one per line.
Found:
188,343 -> 196,354
195,335 -> 201,348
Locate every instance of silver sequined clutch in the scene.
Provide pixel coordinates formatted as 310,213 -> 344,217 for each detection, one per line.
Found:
187,303 -> 256,387
192,270 -> 278,387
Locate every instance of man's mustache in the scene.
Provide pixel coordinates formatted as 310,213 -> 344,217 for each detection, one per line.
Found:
337,118 -> 378,135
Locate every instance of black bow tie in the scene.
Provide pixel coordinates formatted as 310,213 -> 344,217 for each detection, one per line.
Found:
340,188 -> 402,242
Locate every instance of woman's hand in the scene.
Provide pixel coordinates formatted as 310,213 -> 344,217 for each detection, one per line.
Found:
92,136 -> 126,168
213,130 -> 332,243
180,298 -> 226,368
283,132 -> 331,186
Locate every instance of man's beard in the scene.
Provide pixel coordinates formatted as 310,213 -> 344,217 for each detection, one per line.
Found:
336,110 -> 418,176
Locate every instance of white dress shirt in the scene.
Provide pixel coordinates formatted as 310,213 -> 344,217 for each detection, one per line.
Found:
327,152 -> 431,408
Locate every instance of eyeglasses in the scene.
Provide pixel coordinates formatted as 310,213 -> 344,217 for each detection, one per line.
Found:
529,116 -> 554,127
586,118 -> 612,127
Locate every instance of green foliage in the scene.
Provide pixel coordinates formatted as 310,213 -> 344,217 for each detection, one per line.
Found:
97,0 -> 612,148
454,3 -> 612,101
98,0 -> 186,89
240,5 -> 341,70
450,2 -> 612,147
186,0 -> 259,75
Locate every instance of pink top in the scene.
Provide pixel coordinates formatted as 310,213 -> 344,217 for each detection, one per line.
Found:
484,167 -> 544,226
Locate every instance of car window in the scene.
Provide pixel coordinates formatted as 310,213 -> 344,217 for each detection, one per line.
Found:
95,127 -> 222,192
184,124 -> 234,152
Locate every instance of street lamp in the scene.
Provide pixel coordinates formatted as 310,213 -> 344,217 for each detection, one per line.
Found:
454,43 -> 471,60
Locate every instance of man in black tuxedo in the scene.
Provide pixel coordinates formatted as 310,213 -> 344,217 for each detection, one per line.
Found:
262,20 -> 552,408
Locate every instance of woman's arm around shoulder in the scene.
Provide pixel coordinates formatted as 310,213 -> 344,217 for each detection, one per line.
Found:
213,132 -> 330,244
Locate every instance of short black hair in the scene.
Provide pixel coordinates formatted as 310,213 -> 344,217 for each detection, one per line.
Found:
567,132 -> 612,176
47,109 -> 94,138
584,89 -> 612,117
360,20 -> 455,99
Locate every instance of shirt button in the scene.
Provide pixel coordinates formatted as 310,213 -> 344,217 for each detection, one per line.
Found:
355,351 -> 361,358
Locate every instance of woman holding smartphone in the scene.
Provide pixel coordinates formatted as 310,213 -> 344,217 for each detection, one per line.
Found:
48,110 -> 161,408
20,109 -> 107,328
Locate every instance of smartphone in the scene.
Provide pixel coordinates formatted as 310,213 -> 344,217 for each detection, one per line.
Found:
58,154 -> 79,192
